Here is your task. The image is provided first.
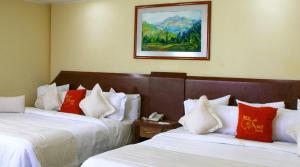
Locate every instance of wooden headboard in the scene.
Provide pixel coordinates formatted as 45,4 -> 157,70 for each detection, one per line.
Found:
53,71 -> 300,121
185,76 -> 300,109
53,71 -> 150,117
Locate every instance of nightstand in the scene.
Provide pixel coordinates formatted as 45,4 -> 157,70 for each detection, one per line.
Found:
133,119 -> 181,143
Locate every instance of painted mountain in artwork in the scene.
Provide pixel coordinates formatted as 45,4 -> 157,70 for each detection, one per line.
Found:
155,16 -> 197,34
142,15 -> 201,52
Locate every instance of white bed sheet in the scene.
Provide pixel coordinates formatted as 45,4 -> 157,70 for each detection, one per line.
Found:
82,127 -> 300,167
0,107 -> 133,167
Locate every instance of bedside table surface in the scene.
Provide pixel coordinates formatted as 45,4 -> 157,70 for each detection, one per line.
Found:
134,119 -> 180,128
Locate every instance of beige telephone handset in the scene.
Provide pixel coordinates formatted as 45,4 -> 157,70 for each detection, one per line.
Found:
148,112 -> 164,122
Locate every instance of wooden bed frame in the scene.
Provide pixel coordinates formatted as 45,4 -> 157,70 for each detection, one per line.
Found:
53,71 -> 300,121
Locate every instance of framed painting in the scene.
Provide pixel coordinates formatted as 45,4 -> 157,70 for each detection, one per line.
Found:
134,1 -> 211,60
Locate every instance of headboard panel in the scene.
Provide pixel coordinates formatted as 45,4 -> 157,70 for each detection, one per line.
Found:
185,76 -> 300,110
52,71 -> 300,122
53,71 -> 150,116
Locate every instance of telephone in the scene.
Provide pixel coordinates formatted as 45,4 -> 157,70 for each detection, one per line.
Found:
147,112 -> 164,122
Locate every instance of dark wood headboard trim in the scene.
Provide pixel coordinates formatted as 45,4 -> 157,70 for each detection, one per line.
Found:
149,72 -> 186,120
53,71 -> 150,117
53,71 -> 300,121
185,76 -> 300,110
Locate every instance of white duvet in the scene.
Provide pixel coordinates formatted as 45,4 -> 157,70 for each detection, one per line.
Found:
82,127 -> 300,167
0,107 -> 132,167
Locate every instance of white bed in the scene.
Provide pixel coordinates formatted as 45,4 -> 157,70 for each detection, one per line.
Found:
0,107 -> 133,167
82,127 -> 300,167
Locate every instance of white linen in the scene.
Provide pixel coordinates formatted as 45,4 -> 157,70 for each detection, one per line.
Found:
298,132 -> 300,155
184,95 -> 231,115
274,108 -> 300,143
83,127 -> 300,167
76,84 -> 140,121
59,90 -> 67,103
298,99 -> 300,110
0,95 -> 25,113
179,96 -> 222,134
236,99 -> 285,108
80,84 -> 115,118
35,83 -> 61,110
35,83 -> 69,110
124,94 -> 141,121
0,107 -> 132,167
104,88 -> 127,121
213,105 -> 238,135
37,84 -> 69,97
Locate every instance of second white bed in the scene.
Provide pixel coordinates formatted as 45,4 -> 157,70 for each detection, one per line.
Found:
82,127 -> 300,167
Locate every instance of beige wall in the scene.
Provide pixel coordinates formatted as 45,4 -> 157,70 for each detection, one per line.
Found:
0,0 -> 50,105
51,0 -> 300,80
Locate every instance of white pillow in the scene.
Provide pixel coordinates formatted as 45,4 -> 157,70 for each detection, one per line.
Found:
179,96 -> 222,134
212,105 -> 238,136
79,84 -> 115,118
297,132 -> 300,156
236,99 -> 285,108
298,99 -> 300,110
285,109 -> 300,143
35,83 -> 60,110
58,91 -> 67,103
103,88 -> 127,121
77,85 -> 141,121
37,83 -> 69,97
274,108 -> 300,143
0,95 -> 25,113
123,94 -> 141,121
36,83 -> 69,110
184,95 -> 231,115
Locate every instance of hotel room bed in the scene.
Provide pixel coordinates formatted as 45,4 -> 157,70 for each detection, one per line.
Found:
82,127 -> 300,167
0,107 -> 133,167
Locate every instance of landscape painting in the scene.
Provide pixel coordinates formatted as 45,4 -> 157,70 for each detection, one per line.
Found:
142,10 -> 201,52
134,2 -> 211,60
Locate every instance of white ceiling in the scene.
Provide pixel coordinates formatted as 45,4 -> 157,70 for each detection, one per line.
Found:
25,0 -> 92,4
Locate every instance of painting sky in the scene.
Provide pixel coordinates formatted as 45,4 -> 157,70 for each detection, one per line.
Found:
142,10 -> 201,24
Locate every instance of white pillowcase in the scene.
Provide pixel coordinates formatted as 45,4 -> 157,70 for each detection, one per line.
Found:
297,133 -> 300,156
37,83 -> 69,97
184,95 -> 231,115
35,83 -> 61,110
212,105 -> 238,136
103,88 -> 127,121
273,108 -> 300,143
298,99 -> 300,110
179,96 -> 222,134
58,91 -> 67,103
79,84 -> 115,118
123,94 -> 141,121
0,95 -> 25,113
77,85 -> 141,121
236,99 -> 285,108
280,109 -> 300,142
35,83 -> 69,110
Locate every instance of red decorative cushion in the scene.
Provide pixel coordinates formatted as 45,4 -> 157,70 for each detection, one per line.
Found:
236,103 -> 277,142
60,89 -> 86,115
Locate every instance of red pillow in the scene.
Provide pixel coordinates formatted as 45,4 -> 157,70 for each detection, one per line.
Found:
60,89 -> 86,115
236,103 -> 277,142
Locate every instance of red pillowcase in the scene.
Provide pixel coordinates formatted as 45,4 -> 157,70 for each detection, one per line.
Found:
236,103 -> 277,143
60,89 -> 86,115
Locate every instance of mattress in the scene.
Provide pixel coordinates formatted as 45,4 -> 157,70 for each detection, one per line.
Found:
0,107 -> 133,167
82,127 -> 300,167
